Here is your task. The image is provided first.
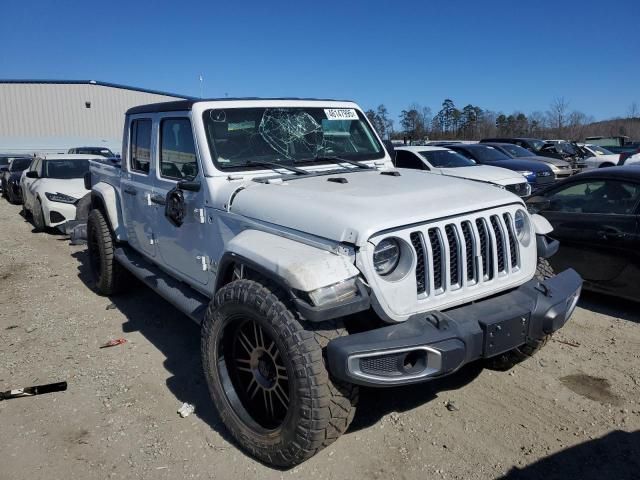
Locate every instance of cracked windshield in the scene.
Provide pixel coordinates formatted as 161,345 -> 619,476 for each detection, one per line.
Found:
203,107 -> 385,170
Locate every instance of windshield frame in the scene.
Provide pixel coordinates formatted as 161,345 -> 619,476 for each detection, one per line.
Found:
201,106 -> 386,172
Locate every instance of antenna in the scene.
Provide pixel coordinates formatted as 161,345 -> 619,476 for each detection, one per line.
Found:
199,74 -> 204,98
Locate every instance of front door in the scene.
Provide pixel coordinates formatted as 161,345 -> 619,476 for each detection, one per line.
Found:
121,117 -> 157,258
152,116 -> 210,285
542,179 -> 640,292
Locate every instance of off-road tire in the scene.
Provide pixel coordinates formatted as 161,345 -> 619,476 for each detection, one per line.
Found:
32,198 -> 46,232
87,209 -> 127,295
486,258 -> 555,370
201,279 -> 358,467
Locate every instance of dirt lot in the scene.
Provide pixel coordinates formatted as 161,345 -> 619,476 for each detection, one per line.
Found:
0,198 -> 638,480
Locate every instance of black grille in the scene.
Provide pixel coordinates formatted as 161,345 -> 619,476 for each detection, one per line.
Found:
428,228 -> 443,290
461,222 -> 475,282
475,219 -> 492,279
503,213 -> 518,268
490,216 -> 506,273
410,232 -> 426,294
359,353 -> 404,377
445,225 -> 459,286
49,211 -> 66,223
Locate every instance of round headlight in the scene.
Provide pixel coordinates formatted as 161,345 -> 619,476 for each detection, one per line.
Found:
373,238 -> 400,276
514,209 -> 529,241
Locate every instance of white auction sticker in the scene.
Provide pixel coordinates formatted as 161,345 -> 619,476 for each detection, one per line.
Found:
324,108 -> 359,120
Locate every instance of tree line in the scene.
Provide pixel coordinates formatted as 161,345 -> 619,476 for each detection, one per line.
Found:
365,98 -> 640,142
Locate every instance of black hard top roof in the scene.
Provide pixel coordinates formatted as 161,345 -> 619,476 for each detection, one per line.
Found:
126,97 -> 353,115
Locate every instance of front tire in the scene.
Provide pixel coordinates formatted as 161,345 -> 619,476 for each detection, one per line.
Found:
32,199 -> 46,231
486,258 -> 555,370
201,279 -> 358,467
87,209 -> 126,295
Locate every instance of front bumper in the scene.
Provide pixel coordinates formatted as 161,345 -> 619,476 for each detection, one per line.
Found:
327,268 -> 582,387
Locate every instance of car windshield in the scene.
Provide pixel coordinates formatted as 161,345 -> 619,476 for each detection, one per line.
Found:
43,159 -> 90,179
588,145 -> 614,155
10,158 -> 32,171
499,144 -> 532,158
418,150 -> 476,168
529,139 -> 545,151
467,146 -> 511,162
202,107 -> 384,171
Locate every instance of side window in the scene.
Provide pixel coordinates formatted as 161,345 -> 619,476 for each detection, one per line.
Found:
395,151 -> 426,170
160,118 -> 198,180
547,180 -> 640,215
130,119 -> 152,174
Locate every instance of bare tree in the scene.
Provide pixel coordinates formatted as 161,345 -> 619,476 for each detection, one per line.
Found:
549,97 -> 569,138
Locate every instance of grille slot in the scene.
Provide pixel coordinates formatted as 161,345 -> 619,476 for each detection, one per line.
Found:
461,221 -> 476,283
503,213 -> 518,268
444,224 -> 460,287
490,215 -> 506,273
428,228 -> 443,291
475,218 -> 493,280
410,232 -> 427,294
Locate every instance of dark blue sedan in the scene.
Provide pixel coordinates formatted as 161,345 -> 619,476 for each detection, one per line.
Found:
444,144 -> 555,188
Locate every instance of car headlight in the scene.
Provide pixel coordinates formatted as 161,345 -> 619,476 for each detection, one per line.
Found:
517,170 -> 534,178
514,209 -> 531,244
45,192 -> 78,204
307,277 -> 359,307
373,238 -> 401,276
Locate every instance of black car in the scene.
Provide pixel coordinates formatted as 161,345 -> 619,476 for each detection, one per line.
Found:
480,137 -> 546,153
527,166 -> 640,301
443,143 -> 555,188
0,155 -> 32,203
482,142 -> 574,179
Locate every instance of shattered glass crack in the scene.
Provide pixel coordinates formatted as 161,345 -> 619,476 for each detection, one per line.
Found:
258,109 -> 324,159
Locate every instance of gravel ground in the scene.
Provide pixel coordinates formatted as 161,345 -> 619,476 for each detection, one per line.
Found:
0,198 -> 638,480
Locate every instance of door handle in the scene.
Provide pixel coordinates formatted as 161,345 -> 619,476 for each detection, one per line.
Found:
150,194 -> 166,205
124,188 -> 137,196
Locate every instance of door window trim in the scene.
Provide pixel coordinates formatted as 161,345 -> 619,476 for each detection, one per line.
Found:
129,118 -> 153,175
157,116 -> 199,183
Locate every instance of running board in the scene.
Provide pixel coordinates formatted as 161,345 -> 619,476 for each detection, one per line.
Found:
114,247 -> 209,324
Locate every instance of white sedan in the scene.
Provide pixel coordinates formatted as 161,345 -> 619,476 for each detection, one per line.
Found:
20,154 -> 101,231
394,146 -> 532,197
580,143 -> 621,169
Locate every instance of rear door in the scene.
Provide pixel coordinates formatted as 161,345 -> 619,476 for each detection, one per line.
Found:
121,117 -> 157,258
152,115 -> 210,285
541,179 -> 640,290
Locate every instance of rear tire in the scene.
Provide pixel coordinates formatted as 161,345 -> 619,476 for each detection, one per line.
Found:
486,258 -> 555,370
87,209 -> 127,295
201,279 -> 358,467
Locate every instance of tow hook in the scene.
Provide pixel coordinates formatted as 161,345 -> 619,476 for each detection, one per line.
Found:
426,313 -> 450,330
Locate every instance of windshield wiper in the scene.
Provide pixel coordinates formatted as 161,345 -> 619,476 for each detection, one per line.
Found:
298,156 -> 375,170
247,161 -> 309,175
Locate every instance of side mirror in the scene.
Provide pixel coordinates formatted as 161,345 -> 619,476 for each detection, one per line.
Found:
26,171 -> 39,179
526,195 -> 550,213
177,180 -> 201,192
383,140 -> 396,163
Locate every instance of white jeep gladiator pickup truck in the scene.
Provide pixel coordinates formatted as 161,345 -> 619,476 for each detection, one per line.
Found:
86,98 -> 582,467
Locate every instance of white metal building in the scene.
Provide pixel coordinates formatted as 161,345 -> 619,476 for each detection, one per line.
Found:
0,80 -> 188,154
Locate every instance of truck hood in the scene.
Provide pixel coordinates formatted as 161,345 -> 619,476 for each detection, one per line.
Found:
226,169 -> 522,246
439,165 -> 525,185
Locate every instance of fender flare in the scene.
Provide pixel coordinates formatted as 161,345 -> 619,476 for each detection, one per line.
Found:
91,182 -> 126,240
216,230 -> 360,293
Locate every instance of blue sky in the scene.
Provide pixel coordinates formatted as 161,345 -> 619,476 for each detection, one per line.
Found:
1,0 -> 638,124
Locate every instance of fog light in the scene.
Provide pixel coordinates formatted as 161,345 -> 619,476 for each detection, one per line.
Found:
307,277 -> 358,307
